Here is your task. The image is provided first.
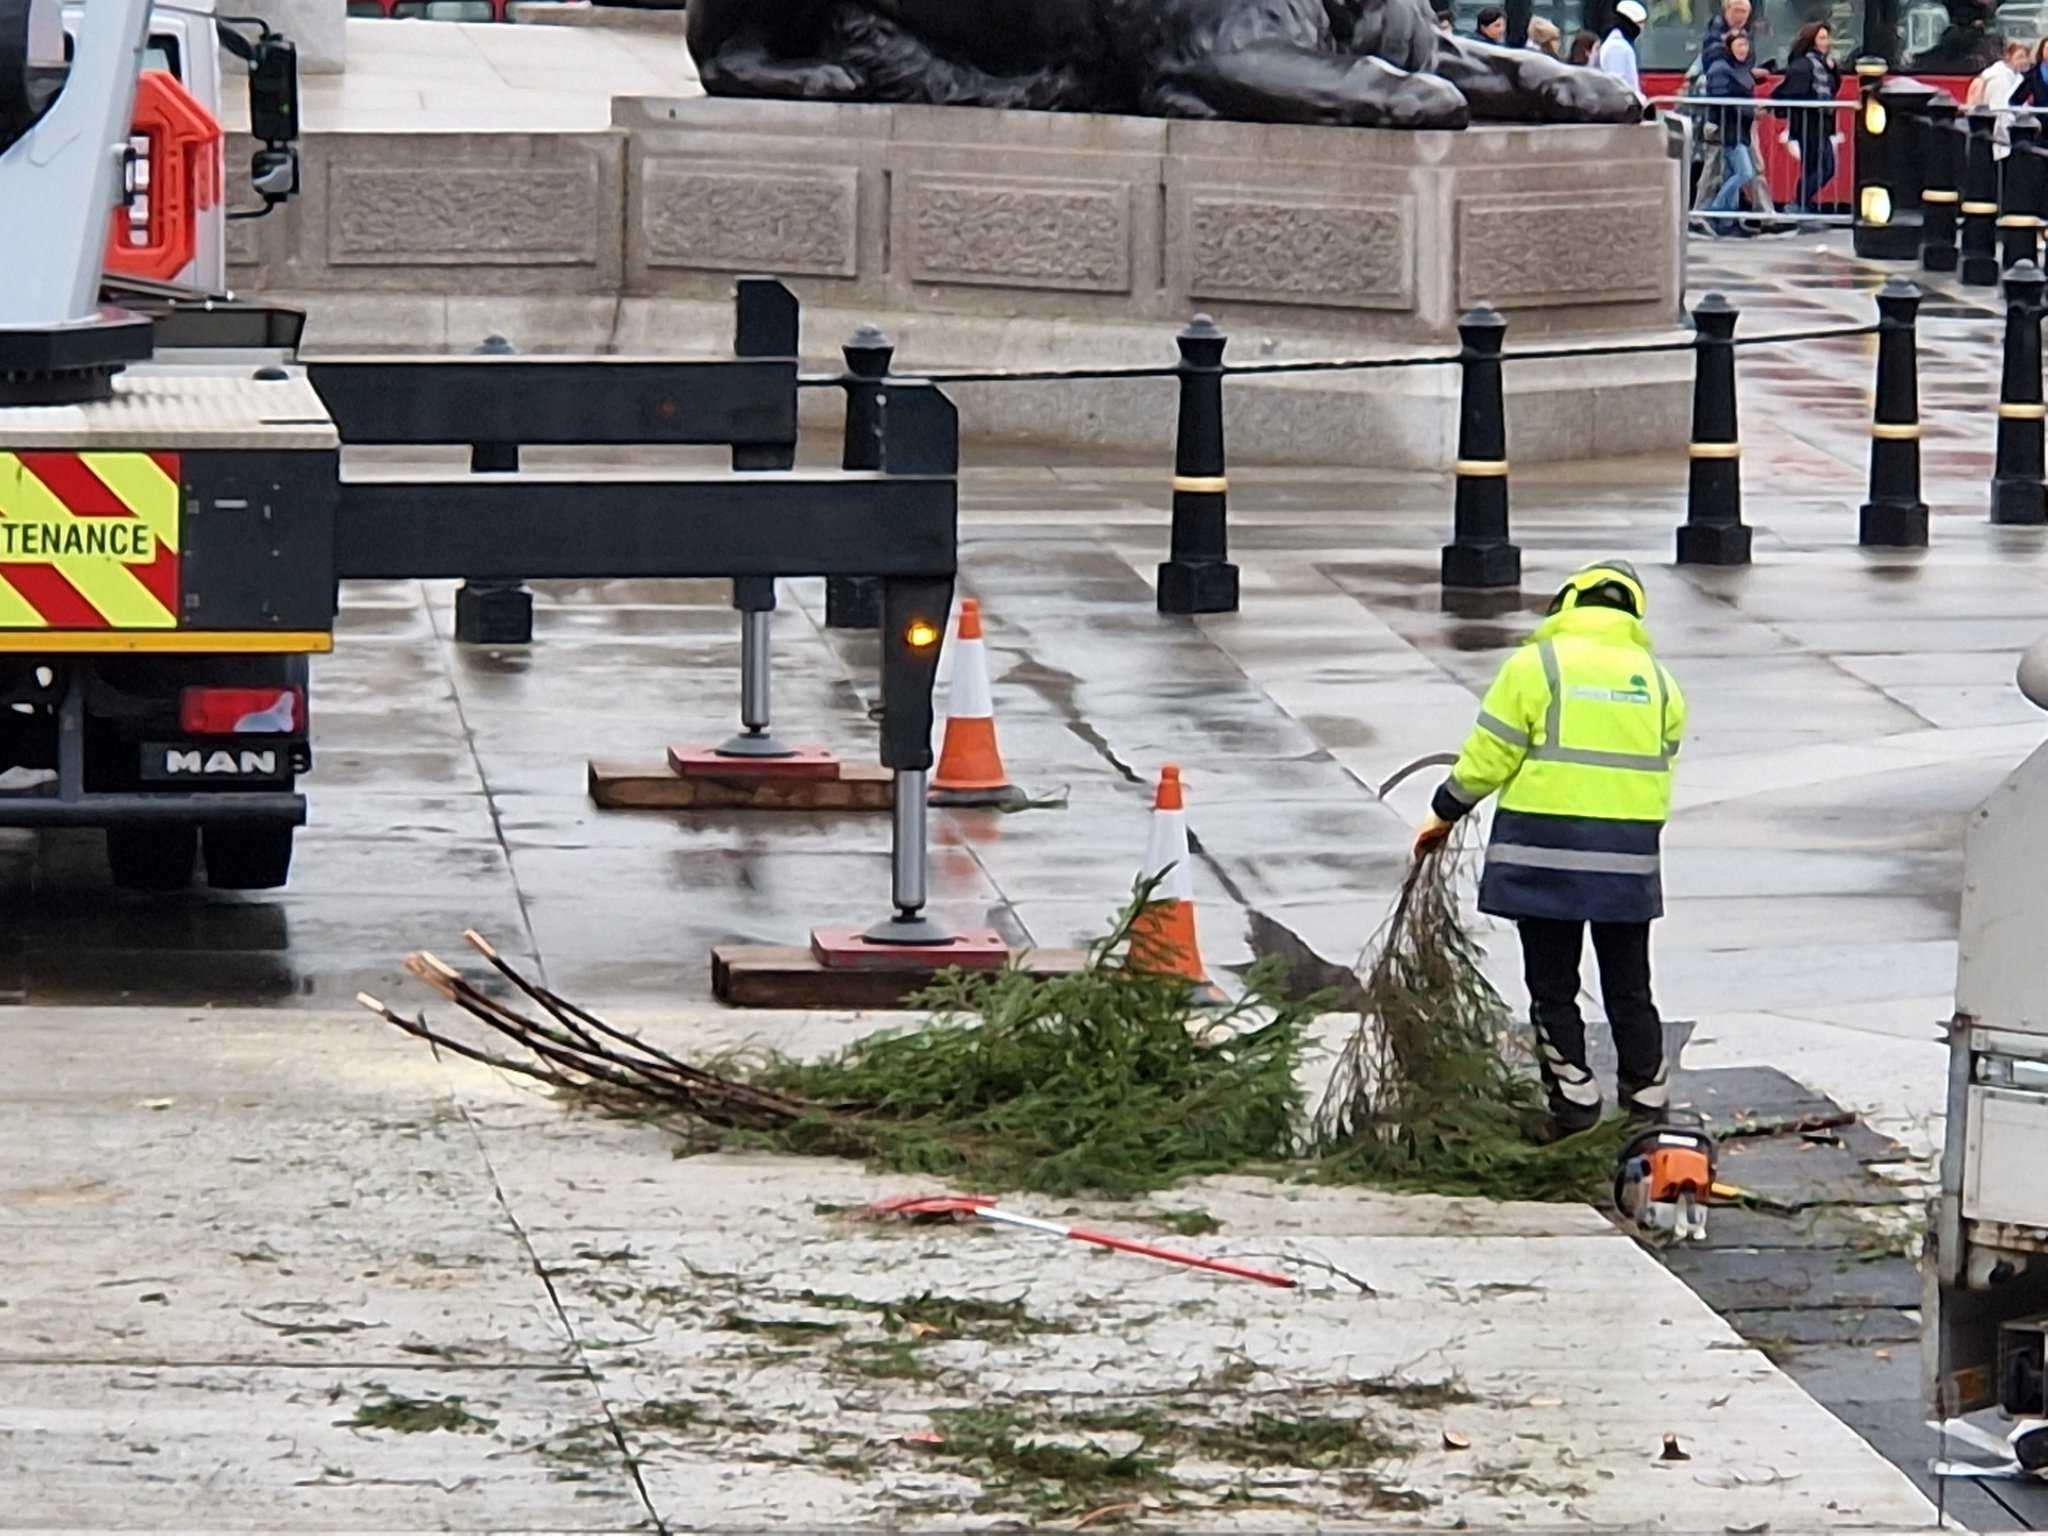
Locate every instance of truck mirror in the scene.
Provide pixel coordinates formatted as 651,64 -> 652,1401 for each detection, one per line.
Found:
250,142 -> 298,205
247,34 -> 298,146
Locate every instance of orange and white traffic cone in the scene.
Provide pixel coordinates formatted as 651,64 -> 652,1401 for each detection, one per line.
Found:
1130,764 -> 1208,984
931,598 -> 1026,809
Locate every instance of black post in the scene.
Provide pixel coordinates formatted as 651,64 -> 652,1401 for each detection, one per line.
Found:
1860,277 -> 1929,548
825,324 -> 891,630
2001,118 -> 2044,271
1962,110 -> 2001,287
1442,305 -> 1520,590
721,276 -> 802,756
1677,293 -> 1749,566
453,333 -> 534,646
1992,260 -> 2048,525
1921,98 -> 1960,273
732,274 -> 800,472
1157,314 -> 1240,615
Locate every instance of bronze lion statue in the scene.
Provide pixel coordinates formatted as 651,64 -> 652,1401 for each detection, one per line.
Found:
686,0 -> 1643,131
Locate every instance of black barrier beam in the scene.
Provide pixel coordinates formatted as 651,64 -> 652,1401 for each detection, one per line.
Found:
825,325 -> 891,631
1962,110 -> 2001,287
1992,260 -> 2048,525
1442,305 -> 1520,590
732,275 -> 800,473
2003,118 -> 2045,271
1922,98 -> 1960,273
1861,277 -> 1929,547
453,334 -> 535,647
1158,314 -> 1241,615
307,358 -> 799,447
1677,293 -> 1749,566
332,475 -> 956,580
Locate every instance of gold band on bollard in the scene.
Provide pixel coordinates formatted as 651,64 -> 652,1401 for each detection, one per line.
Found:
1454,459 -> 1510,477
1688,441 -> 1742,459
1871,421 -> 1923,441
1170,475 -> 1228,494
1924,189 -> 1961,203
1855,59 -> 1887,75
1964,201 -> 2001,215
1998,215 -> 2046,229
1999,402 -> 2048,420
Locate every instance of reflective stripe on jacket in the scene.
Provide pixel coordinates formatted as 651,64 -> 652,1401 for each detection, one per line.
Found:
1432,604 -> 1686,923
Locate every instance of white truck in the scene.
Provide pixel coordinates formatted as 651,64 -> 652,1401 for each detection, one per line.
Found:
0,0 -> 315,889
50,0 -> 300,296
1926,650 -> 2048,1464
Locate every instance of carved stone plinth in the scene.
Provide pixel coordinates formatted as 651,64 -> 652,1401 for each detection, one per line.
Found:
229,99 -> 1689,468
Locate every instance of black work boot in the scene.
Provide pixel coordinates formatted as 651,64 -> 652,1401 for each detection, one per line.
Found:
1620,1066 -> 1672,1127
1541,1096 -> 1605,1143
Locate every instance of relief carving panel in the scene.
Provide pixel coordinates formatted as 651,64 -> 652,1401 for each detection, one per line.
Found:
901,175 -> 1132,292
640,161 -> 859,277
1457,191 -> 1668,308
329,166 -> 599,266
1185,192 -> 1413,311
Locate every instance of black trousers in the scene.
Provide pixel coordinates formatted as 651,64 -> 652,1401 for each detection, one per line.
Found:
1517,918 -> 1665,1114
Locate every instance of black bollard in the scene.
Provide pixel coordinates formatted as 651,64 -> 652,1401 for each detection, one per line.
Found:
1860,277 -> 1929,548
1962,110 -> 2001,287
825,325 -> 891,630
1991,260 -> 2048,525
1157,314 -> 1241,615
1921,98 -> 1961,273
2001,118 -> 2044,271
1442,306 -> 1520,590
454,334 -> 535,646
1677,294 -> 1750,566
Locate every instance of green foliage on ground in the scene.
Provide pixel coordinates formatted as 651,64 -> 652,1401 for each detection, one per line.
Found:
342,1389 -> 497,1434
1309,837 -> 1627,1202
747,856 -> 1621,1204
748,887 -> 1318,1197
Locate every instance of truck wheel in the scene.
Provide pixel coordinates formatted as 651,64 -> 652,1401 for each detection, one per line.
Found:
203,824 -> 295,890
106,825 -> 199,891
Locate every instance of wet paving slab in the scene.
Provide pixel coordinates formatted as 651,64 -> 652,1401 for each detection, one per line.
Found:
15,229 -> 2045,1527
0,233 -> 2017,1032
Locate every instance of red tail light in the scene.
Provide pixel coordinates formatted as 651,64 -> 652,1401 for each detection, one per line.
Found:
179,687 -> 304,735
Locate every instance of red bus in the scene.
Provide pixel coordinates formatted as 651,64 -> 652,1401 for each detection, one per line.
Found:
346,0 -> 513,18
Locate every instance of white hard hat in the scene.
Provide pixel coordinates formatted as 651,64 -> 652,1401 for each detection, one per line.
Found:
1616,1 -> 1647,22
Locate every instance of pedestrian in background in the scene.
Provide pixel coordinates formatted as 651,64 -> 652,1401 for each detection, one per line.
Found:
1568,27 -> 1600,62
1476,6 -> 1508,40
1527,16 -> 1562,54
1416,561 -> 1687,1138
1698,0 -> 1752,71
1597,0 -> 1647,94
1690,0 -> 1755,224
2008,35 -> 2048,104
1774,21 -> 1841,220
1973,38 -> 2031,155
1703,28 -> 1761,235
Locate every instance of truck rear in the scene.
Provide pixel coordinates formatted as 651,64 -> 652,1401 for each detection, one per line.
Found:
1926,726 -> 2048,1438
0,372 -> 337,888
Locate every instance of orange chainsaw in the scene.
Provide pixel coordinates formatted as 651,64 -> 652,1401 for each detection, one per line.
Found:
1613,1118 -> 1716,1244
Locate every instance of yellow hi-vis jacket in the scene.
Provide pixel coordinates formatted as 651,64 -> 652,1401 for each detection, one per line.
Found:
1431,602 -> 1687,923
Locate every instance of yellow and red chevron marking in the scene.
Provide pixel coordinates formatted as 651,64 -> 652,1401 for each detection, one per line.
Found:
0,452 -> 180,630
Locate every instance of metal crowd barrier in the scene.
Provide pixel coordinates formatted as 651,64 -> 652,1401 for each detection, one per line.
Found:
1651,94 -> 1860,231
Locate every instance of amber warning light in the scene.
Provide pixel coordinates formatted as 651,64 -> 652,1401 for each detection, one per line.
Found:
905,619 -> 941,649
